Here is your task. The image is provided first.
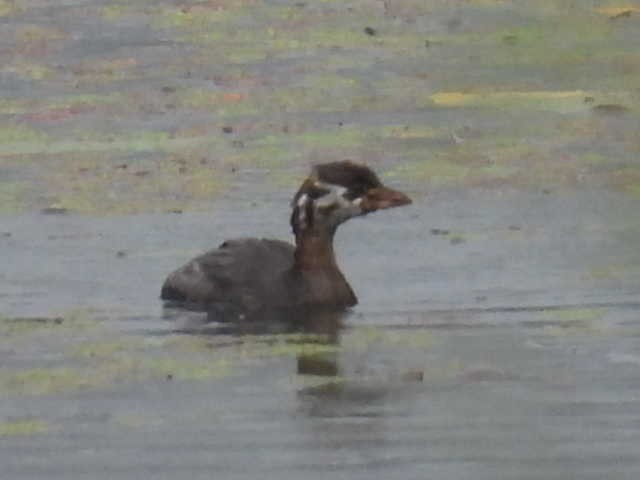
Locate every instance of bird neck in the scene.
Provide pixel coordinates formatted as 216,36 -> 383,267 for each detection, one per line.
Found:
293,228 -> 338,271
290,226 -> 358,308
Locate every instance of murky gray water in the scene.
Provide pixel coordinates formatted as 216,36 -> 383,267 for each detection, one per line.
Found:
2,0 -> 640,477
3,188 -> 640,479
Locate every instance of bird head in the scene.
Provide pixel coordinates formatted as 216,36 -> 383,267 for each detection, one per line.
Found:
290,161 -> 411,236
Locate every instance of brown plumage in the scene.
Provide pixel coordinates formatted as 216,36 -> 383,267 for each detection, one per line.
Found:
161,161 -> 411,321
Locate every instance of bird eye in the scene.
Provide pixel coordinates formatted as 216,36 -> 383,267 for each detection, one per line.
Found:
344,186 -> 366,200
307,184 -> 330,200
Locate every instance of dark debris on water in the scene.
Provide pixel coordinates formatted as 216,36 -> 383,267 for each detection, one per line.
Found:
41,207 -> 69,215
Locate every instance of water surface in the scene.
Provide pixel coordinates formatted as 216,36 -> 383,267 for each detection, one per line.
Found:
2,1 -> 640,478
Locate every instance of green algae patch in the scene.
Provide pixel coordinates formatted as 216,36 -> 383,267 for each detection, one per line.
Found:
156,5 -> 237,29
0,92 -> 126,117
164,334 -> 237,353
0,315 -> 63,336
71,57 -> 140,83
0,419 -> 49,437
587,261 -> 640,281
0,181 -> 27,214
541,307 -> 605,323
381,125 -> 443,141
430,90 -> 596,114
384,126 -> 616,189
0,367 -> 106,396
542,323 -> 608,337
594,6 -> 640,17
0,0 -> 18,17
0,98 -> 27,115
1,338 -> 234,396
166,332 -> 341,364
166,332 -> 342,361
0,311 -> 99,337
0,355 -> 178,396
295,376 -> 346,393
72,339 -> 149,359
382,330 -> 434,349
625,184 -> 640,196
0,124 -> 56,160
1,131 -> 184,157
51,92 -> 127,111
51,309 -> 102,329
244,339 -> 339,359
538,307 -> 610,337
177,88 -> 257,115
0,124 -> 49,145
102,5 -> 133,20
15,24 -> 68,46
5,62 -> 55,81
344,326 -> 434,351
431,90 -> 638,115
610,167 -> 640,196
37,147 -> 224,215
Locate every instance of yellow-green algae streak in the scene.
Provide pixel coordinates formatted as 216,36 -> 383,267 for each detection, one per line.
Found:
0,419 -> 49,437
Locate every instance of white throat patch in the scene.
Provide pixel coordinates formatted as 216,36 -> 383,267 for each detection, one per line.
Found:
313,182 -> 349,209
296,193 -> 309,227
294,181 -> 363,233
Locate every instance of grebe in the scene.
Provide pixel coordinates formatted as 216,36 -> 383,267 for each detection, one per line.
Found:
161,161 -> 411,320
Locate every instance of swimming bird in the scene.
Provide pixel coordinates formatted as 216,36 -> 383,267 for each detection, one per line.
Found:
161,161 -> 411,321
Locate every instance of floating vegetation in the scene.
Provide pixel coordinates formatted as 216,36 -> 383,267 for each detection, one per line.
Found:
0,0 -> 638,213
0,0 -> 18,17
594,6 -> 640,17
0,419 -> 49,437
0,311 -> 98,336
429,90 -> 635,115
